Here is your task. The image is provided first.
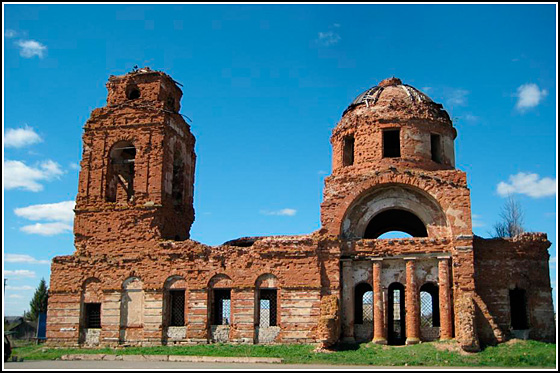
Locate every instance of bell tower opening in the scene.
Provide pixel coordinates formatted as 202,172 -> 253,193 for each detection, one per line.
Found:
106,141 -> 136,203
364,209 -> 428,239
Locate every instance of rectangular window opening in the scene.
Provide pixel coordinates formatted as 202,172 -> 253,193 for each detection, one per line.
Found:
259,289 -> 277,327
431,134 -> 442,163
212,289 -> 231,326
383,129 -> 400,158
343,135 -> 355,166
169,290 -> 185,326
85,303 -> 101,328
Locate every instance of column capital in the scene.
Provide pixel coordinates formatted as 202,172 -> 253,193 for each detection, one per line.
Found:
403,257 -> 418,261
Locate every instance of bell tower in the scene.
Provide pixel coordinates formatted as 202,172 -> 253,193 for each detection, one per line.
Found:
74,68 -> 196,254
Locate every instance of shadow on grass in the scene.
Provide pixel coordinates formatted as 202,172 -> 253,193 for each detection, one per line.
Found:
330,341 -> 361,352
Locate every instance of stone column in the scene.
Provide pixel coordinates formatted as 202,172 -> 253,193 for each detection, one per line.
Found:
438,256 -> 453,340
341,260 -> 355,342
372,259 -> 386,344
405,258 -> 420,345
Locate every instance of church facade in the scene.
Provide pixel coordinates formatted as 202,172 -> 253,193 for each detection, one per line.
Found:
46,69 -> 555,351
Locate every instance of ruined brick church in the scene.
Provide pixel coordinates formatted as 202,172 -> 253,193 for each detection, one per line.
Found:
47,68 -> 555,351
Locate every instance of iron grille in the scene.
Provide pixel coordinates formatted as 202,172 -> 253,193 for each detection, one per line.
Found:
259,289 -> 277,327
420,291 -> 433,328
170,290 -> 185,326
85,303 -> 101,328
393,289 -> 401,321
362,291 -> 373,322
213,289 -> 231,325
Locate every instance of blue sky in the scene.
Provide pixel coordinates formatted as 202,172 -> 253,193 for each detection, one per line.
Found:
3,4 -> 557,316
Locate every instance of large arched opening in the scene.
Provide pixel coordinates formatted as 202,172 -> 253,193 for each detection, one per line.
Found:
364,209 -> 428,239
341,184 -> 448,239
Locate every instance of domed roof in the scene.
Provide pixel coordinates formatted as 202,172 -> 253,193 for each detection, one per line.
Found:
343,77 -> 442,117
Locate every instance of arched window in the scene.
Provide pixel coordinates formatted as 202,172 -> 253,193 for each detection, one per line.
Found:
256,274 -> 278,328
209,275 -> 232,326
106,141 -> 136,203
126,85 -> 141,100
79,278 -> 102,345
164,276 -> 187,328
419,283 -> 440,328
172,147 -> 185,212
364,209 -> 428,239
354,282 -> 373,325
510,287 -> 529,330
388,282 -> 405,345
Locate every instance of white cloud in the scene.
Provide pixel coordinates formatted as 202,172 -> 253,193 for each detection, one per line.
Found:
9,294 -> 24,299
4,254 -> 50,265
463,114 -> 479,123
5,29 -> 17,38
317,25 -> 341,46
515,83 -> 548,111
5,285 -> 34,291
446,89 -> 469,107
497,172 -> 556,198
16,39 -> 47,58
20,222 -> 73,236
5,270 -> 36,278
4,159 -> 64,192
260,208 -> 297,216
15,201 -> 75,222
69,162 -> 80,170
4,125 -> 43,148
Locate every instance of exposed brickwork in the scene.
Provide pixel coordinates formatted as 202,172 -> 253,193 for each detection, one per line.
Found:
47,73 -> 555,351
473,233 -> 555,345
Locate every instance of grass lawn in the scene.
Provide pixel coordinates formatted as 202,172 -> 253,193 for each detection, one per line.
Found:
10,339 -> 556,368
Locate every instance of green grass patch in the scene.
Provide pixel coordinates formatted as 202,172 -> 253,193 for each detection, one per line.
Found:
10,339 -> 556,367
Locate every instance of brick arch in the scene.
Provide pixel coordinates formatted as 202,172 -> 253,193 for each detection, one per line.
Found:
208,273 -> 233,289
164,275 -> 187,290
81,277 -> 103,303
333,175 -> 450,238
122,276 -> 143,290
255,273 -> 279,289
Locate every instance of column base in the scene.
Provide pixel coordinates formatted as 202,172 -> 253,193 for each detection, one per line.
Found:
405,337 -> 420,345
372,338 -> 387,345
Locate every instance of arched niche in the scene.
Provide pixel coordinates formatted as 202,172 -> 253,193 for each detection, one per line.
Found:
341,184 -> 448,239
120,277 -> 144,335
